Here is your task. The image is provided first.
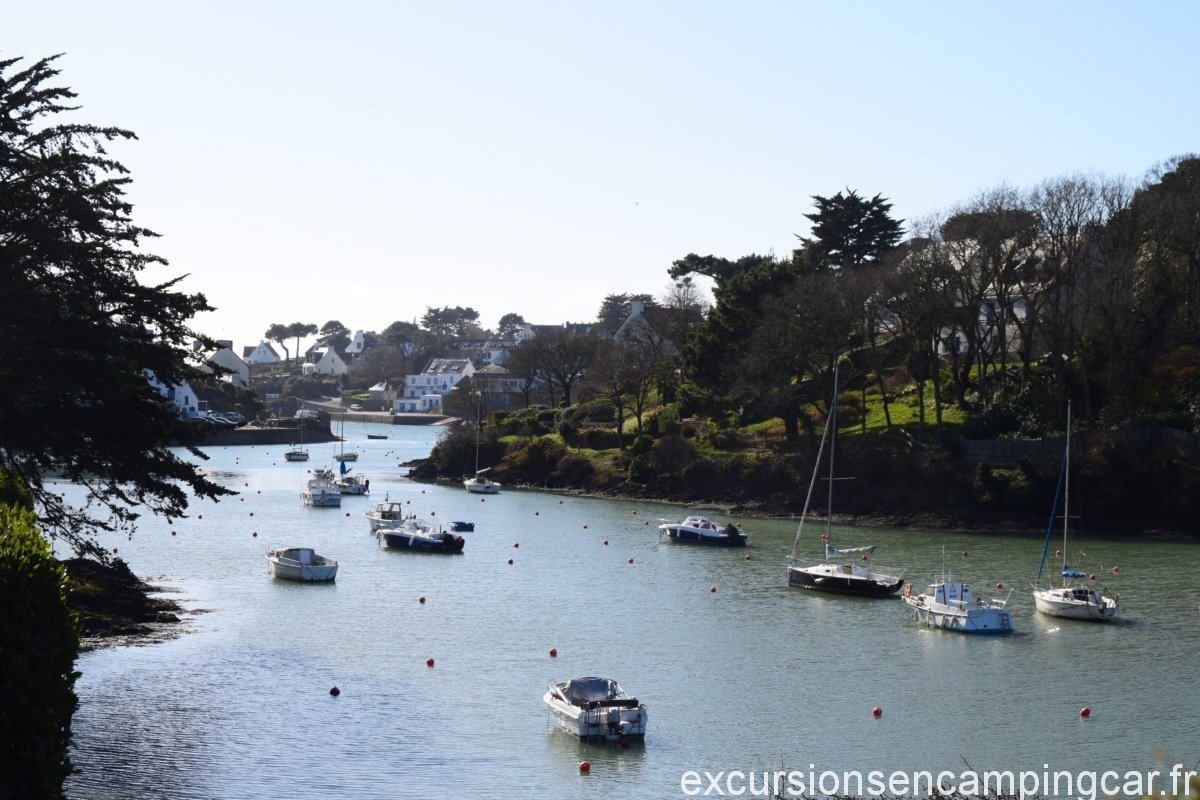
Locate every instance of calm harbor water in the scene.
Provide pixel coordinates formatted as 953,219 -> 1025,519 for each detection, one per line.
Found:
61,423 -> 1198,799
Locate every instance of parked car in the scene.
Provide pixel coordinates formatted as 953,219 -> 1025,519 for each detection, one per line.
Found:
350,404 -> 363,411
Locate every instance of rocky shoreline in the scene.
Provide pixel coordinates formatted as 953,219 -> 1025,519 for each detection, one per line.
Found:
62,558 -> 192,649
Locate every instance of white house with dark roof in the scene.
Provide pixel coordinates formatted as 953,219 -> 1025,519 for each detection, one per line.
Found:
192,340 -> 250,387
242,341 -> 281,365
393,358 -> 475,413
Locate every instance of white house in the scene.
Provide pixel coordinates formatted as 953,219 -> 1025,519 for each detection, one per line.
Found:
242,341 -> 281,365
394,358 -> 475,413
146,372 -> 202,418
192,340 -> 250,387
310,348 -> 349,377
345,330 -> 367,358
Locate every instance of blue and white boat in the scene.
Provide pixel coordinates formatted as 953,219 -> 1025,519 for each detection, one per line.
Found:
377,516 -> 465,554
658,515 -> 747,546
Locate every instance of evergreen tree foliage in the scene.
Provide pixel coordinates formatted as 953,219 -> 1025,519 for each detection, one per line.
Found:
0,55 -> 231,557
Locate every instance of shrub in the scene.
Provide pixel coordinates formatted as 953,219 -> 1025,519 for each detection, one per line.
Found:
555,454 -> 595,484
0,503 -> 79,799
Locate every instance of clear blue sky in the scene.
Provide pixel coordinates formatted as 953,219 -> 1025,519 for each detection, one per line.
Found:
9,2 -> 1198,353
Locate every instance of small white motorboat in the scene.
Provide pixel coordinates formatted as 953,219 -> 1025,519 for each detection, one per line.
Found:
301,469 -> 341,507
544,677 -> 647,742
267,547 -> 337,582
364,498 -> 407,531
283,448 -> 309,462
903,576 -> 1014,635
658,515 -> 747,546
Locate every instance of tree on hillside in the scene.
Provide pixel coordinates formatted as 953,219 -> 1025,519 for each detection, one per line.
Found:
681,255 -> 797,417
504,340 -> 543,407
0,55 -> 232,559
496,312 -> 527,339
797,189 -> 904,429
528,331 -> 597,410
669,252 -> 776,290
286,322 -> 317,363
422,306 -> 480,338
796,189 -> 904,274
594,293 -> 655,335
265,322 -> 291,361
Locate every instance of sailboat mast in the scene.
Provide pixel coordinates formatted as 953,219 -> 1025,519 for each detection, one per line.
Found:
825,363 -> 839,539
1062,400 -> 1071,573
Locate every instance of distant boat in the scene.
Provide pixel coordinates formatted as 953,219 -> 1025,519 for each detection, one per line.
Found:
463,468 -> 501,494
267,547 -> 337,582
1032,401 -> 1119,621
464,415 -> 500,493
333,413 -> 359,462
450,520 -> 474,532
543,677 -> 647,742
301,469 -> 342,507
332,460 -> 368,495
364,498 -> 407,531
658,515 -> 747,546
284,423 -> 309,461
366,434 -> 388,440
786,363 -> 903,596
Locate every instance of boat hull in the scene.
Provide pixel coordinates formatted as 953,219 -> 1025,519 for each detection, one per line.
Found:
788,564 -> 904,597
1033,589 -> 1118,621
302,488 -> 341,507
662,526 -> 747,546
464,479 -> 500,494
378,529 -> 465,554
268,549 -> 337,582
543,694 -> 647,742
904,598 -> 1013,634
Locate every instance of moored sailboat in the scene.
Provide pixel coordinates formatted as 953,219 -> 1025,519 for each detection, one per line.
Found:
786,364 -> 904,596
1032,402 -> 1119,621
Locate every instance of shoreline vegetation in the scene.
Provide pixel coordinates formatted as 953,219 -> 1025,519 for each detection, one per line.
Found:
62,558 -> 190,646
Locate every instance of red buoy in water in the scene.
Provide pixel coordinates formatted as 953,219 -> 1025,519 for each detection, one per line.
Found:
1056,549 -> 1063,557
961,551 -> 968,558
579,761 -> 590,774
710,586 -> 717,593
603,539 -> 608,545
1112,566 -> 1120,574
583,524 -> 588,529
745,555 -> 752,560
872,706 -> 882,718
1080,706 -> 1091,718
549,648 -> 558,657
1089,574 -> 1097,581
507,558 -> 513,565
628,558 -> 634,564
996,582 -> 1003,589
513,542 -> 519,548
861,554 -> 869,561
419,596 -> 426,604
171,531 -> 177,536
426,658 -> 435,668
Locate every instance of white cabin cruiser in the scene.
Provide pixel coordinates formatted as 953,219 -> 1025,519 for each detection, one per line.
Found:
903,577 -> 1013,635
364,499 -> 407,531
658,515 -> 747,546
544,677 -> 647,742
301,469 -> 342,507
